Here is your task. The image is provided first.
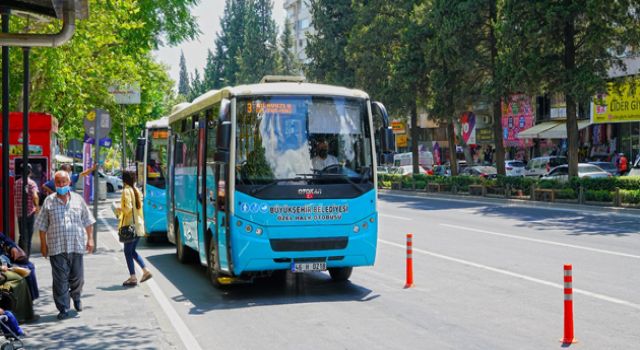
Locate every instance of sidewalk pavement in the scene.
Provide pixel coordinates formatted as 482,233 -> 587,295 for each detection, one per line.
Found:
18,197 -> 184,350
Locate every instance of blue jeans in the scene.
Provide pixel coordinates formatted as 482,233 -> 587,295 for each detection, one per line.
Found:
124,237 -> 145,275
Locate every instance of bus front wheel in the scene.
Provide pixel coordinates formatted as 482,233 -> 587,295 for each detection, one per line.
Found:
328,267 -> 353,282
207,238 -> 223,288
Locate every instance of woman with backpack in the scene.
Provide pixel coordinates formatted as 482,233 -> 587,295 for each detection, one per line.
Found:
119,171 -> 152,287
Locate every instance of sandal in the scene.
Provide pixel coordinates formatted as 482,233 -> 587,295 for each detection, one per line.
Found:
122,278 -> 138,287
140,271 -> 153,283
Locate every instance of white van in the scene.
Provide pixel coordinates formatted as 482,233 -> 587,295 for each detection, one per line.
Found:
524,156 -> 567,178
393,151 -> 434,169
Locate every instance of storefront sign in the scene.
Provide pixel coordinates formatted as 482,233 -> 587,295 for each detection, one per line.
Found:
396,134 -> 408,147
476,128 -> 494,143
391,121 -> 405,134
592,81 -> 640,123
502,94 -> 534,147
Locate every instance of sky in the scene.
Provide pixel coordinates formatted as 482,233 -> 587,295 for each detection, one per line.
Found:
153,0 -> 286,89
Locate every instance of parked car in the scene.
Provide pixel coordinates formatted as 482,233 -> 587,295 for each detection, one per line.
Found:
505,160 -> 526,177
588,161 -> 619,176
395,165 -> 431,176
460,165 -> 498,179
541,163 -> 610,182
525,156 -> 568,178
100,171 -> 123,192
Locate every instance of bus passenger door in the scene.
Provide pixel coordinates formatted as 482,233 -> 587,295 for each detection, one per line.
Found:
214,162 -> 230,273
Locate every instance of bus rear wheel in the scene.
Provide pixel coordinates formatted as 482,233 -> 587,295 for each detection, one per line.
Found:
207,238 -> 223,288
175,221 -> 196,264
328,267 -> 353,282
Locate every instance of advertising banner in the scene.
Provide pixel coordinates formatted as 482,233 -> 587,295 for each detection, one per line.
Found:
83,143 -> 93,204
476,128 -> 494,143
502,94 -> 534,147
391,120 -> 405,134
591,81 -> 640,123
455,112 -> 477,145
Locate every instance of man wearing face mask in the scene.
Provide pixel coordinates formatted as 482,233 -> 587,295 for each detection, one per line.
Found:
35,171 -> 95,321
312,138 -> 338,171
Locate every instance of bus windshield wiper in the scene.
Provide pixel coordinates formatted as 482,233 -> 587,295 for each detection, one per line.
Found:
249,177 -> 306,195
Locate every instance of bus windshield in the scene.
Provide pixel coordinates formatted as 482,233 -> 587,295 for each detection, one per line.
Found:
236,95 -> 373,187
147,128 -> 168,189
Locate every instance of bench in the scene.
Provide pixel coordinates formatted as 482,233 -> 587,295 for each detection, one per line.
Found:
534,188 -> 555,202
468,184 -> 485,196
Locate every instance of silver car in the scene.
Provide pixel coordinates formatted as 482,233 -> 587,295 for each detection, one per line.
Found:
541,163 -> 610,182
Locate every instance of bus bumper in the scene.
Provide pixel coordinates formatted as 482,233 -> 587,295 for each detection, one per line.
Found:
230,214 -> 378,275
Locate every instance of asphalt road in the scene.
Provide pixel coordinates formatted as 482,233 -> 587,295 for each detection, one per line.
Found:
133,193 -> 640,350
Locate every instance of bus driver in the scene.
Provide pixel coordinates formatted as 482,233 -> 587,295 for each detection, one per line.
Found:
312,138 -> 338,171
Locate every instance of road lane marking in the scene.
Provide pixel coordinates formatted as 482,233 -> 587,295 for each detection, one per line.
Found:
99,217 -> 203,350
379,192 -> 640,219
379,213 -> 413,221
441,223 -> 640,260
378,238 -> 640,311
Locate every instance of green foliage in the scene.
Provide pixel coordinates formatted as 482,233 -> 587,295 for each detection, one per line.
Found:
620,189 -> 640,204
305,0 -> 356,87
236,0 -> 278,84
2,0 -> 179,151
585,190 -> 613,203
556,188 -> 577,200
278,18 -> 301,75
178,51 -> 190,96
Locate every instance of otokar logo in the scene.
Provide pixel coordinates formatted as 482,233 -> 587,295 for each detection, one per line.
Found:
298,188 -> 322,196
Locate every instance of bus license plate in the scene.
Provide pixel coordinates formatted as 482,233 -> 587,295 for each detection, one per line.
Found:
292,261 -> 327,272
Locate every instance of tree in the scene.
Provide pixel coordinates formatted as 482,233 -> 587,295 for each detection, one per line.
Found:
203,46 -> 224,90
1,0 -> 180,149
347,0 -> 427,174
219,0 -> 249,86
178,50 -> 190,97
501,0 -> 640,177
237,0 -> 278,84
278,18 -> 300,75
189,69 -> 204,101
422,0 -> 484,175
306,0 -> 356,86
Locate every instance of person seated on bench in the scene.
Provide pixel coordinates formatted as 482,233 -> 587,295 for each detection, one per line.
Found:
0,233 -> 38,301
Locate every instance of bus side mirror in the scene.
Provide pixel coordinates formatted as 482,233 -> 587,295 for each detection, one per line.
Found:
372,101 -> 390,153
135,138 -> 145,162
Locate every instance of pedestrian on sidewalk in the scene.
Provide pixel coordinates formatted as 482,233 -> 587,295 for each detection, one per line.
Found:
35,170 -> 95,320
14,164 -> 39,258
119,171 -> 152,287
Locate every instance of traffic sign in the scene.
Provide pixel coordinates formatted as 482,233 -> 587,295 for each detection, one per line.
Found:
84,109 -> 112,138
109,83 -> 141,105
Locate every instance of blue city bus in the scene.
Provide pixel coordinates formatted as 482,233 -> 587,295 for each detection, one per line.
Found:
167,77 -> 389,286
137,117 -> 169,239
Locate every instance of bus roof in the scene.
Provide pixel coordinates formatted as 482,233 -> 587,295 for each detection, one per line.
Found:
145,116 -> 168,129
168,82 -> 369,124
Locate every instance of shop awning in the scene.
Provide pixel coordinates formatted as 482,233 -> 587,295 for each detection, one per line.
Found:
517,122 -> 561,138
517,120 -> 591,139
537,120 -> 591,139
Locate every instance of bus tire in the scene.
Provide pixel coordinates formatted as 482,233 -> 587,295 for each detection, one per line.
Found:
328,267 -> 353,282
207,238 -> 223,288
175,220 -> 196,264
107,183 -> 114,193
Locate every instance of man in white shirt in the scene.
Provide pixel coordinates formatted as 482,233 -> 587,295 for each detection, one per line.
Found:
312,138 -> 338,171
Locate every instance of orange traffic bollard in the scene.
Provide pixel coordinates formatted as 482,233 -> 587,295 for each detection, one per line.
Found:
561,264 -> 577,345
404,233 -> 414,288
